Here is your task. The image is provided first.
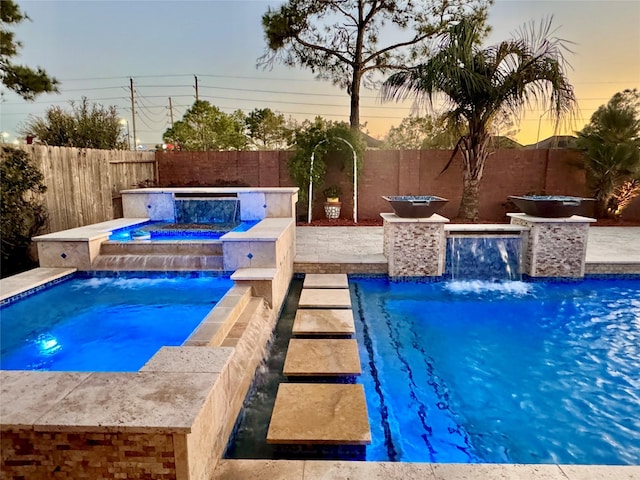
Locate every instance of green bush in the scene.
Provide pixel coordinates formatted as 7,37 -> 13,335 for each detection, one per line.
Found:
287,117 -> 364,202
1,146 -> 48,277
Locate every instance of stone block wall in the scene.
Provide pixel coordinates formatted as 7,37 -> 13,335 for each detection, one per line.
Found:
0,430 -> 177,479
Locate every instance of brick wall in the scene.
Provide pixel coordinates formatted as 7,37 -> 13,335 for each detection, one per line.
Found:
156,149 -> 640,221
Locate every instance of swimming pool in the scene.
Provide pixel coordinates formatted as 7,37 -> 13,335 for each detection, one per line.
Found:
352,277 -> 640,465
0,273 -> 232,371
226,277 -> 639,465
108,220 -> 258,241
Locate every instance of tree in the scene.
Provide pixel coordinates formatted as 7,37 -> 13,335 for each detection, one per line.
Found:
259,0 -> 491,130
381,17 -> 576,220
1,146 -> 47,277
383,115 -> 461,149
576,89 -> 640,218
1,0 -> 58,100
245,108 -> 294,150
20,97 -> 127,149
163,100 -> 248,151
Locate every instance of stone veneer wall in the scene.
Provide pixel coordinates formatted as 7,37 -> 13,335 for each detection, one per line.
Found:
0,430 -> 177,479
382,214 -> 448,277
510,215 -> 591,277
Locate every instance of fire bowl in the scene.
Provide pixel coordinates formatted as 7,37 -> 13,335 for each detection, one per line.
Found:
382,195 -> 449,218
508,195 -> 595,218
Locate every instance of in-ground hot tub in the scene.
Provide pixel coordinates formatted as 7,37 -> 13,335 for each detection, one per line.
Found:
508,195 -> 595,218
383,195 -> 448,218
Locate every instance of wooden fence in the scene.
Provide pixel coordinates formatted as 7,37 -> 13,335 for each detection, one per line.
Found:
19,145 -> 157,233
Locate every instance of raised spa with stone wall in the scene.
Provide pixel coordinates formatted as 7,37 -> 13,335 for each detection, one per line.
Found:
1,187 -> 298,480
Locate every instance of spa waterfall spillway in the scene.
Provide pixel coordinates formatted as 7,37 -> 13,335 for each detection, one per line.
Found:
33,187 -> 299,273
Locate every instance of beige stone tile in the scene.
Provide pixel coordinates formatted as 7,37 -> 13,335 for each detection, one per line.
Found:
303,461 -> 436,480
303,273 -> 349,289
432,463 -> 568,480
184,321 -> 225,346
0,371 -> 90,427
559,465 -> 640,480
298,288 -> 352,308
267,383 -> 370,444
140,346 -> 233,373
231,267 -> 278,281
35,372 -> 216,432
0,267 -> 76,301
283,339 -> 361,376
212,460 -> 304,480
292,309 -> 355,336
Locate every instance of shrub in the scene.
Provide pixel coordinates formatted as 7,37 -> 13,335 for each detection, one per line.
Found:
1,146 -> 48,277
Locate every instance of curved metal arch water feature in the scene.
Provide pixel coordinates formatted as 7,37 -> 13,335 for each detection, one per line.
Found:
307,138 -> 358,224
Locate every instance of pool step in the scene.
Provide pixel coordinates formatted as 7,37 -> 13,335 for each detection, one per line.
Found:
91,254 -> 223,271
302,273 -> 349,289
298,288 -> 352,309
292,309 -> 355,336
100,241 -> 222,256
265,273 -> 370,450
283,339 -> 361,376
267,383 -> 370,445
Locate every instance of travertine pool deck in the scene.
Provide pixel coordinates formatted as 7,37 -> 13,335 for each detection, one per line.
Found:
266,383 -> 371,445
283,339 -> 361,376
212,460 -> 640,479
292,309 -> 355,336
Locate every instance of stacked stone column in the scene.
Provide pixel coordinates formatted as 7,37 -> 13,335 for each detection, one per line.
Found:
508,213 -> 595,278
382,213 -> 449,277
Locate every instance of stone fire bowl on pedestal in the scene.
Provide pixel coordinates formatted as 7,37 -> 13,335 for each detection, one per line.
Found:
382,195 -> 449,218
508,195 -> 595,218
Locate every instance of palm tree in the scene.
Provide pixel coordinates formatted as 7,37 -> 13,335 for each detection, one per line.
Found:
576,90 -> 640,218
381,18 -> 576,221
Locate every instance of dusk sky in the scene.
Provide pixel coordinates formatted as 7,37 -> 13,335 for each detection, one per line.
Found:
1,0 -> 639,147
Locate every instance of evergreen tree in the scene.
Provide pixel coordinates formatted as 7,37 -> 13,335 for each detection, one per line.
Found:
1,0 -> 58,100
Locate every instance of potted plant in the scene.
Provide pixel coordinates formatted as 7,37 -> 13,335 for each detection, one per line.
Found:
322,185 -> 342,219
323,185 -> 342,203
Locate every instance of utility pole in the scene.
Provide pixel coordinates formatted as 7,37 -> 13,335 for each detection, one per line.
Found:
168,97 -> 174,126
130,78 -> 137,151
194,75 -> 199,101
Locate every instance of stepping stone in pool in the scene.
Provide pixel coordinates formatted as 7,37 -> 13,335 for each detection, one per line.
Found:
298,288 -> 351,309
303,273 -> 349,289
283,339 -> 361,377
292,309 -> 355,336
267,383 -> 371,445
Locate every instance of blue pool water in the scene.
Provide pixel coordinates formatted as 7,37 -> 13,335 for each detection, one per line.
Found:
351,278 -> 640,464
109,220 -> 258,241
0,273 -> 232,371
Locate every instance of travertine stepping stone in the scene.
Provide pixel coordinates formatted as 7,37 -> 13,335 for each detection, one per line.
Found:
267,383 -> 371,445
298,288 -> 351,309
283,339 -> 361,376
303,273 -> 349,289
292,309 -> 355,336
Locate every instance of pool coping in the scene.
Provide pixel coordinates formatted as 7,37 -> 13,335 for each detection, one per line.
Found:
0,267 -> 77,303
